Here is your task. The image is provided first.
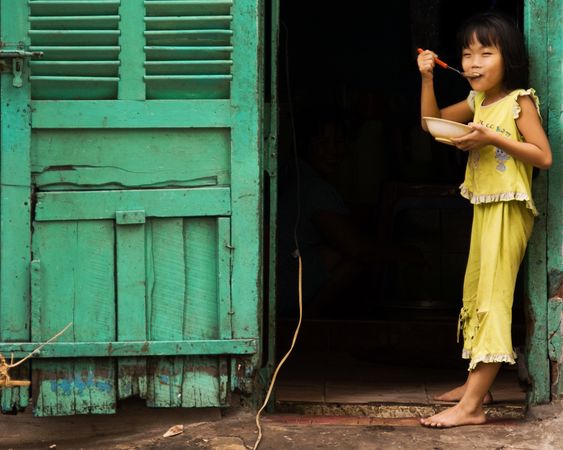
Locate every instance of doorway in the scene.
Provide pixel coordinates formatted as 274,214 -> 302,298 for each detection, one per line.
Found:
273,0 -> 528,416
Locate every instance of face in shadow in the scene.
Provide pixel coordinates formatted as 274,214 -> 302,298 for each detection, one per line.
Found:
307,122 -> 347,181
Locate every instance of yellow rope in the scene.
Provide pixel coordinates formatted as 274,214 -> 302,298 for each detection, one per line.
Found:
0,322 -> 73,388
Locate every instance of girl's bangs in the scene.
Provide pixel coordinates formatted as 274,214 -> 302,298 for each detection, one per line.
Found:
460,26 -> 501,49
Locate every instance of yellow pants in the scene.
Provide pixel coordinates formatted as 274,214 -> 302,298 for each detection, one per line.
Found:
459,201 -> 534,371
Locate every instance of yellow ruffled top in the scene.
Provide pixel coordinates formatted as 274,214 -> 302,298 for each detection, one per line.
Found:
461,88 -> 540,216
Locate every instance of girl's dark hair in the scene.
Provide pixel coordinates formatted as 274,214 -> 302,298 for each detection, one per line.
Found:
457,12 -> 529,90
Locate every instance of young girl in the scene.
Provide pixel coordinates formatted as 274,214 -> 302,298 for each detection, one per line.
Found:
417,12 -> 552,428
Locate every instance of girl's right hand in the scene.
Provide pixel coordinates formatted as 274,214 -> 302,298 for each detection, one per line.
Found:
417,49 -> 436,80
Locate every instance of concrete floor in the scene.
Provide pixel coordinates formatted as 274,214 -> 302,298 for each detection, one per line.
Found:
2,399 -> 563,449
0,318 -> 538,449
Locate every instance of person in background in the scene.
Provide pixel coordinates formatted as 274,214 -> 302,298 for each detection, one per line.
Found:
417,11 -> 551,428
276,117 -> 378,318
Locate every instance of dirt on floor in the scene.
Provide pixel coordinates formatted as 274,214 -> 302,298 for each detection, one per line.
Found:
1,398 -> 563,450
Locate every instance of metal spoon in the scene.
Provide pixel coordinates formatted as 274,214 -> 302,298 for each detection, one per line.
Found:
417,48 -> 480,79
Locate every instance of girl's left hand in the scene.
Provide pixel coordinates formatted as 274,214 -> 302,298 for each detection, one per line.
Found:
450,123 -> 496,151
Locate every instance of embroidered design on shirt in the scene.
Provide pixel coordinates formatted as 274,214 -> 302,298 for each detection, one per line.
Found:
495,148 -> 510,172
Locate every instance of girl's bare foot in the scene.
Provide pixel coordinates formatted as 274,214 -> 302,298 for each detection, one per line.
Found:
420,403 -> 487,428
432,384 -> 466,402
433,386 -> 493,404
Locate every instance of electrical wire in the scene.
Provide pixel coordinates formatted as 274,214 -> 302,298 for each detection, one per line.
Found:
252,255 -> 302,450
252,20 -> 303,450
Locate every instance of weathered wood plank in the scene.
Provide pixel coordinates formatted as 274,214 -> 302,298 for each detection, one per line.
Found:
118,0 -> 145,100
117,224 -> 147,341
0,0 -> 32,344
32,221 -> 116,416
184,219 -> 219,340
31,222 -> 75,416
264,0 -> 281,395
180,356 -> 227,407
0,0 -> 32,412
116,223 -> 148,399
74,222 -> 117,414
147,219 -> 187,407
524,0 -> 551,405
546,0 -> 563,398
217,218 -> 233,339
31,100 -> 231,128
1,339 -> 257,359
229,0 -> 262,350
31,128 -> 230,189
34,188 -> 231,221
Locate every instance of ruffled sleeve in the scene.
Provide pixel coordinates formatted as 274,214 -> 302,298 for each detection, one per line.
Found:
512,88 -> 541,120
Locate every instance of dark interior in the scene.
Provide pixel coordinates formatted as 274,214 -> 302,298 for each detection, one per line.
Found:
273,0 -> 528,400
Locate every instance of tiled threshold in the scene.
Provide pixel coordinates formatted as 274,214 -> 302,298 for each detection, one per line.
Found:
274,320 -> 527,419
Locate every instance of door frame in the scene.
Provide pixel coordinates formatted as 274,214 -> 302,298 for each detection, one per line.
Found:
524,0 -> 563,404
264,0 -> 562,406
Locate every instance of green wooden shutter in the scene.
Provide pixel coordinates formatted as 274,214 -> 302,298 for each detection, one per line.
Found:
144,0 -> 233,99
1,0 -> 263,416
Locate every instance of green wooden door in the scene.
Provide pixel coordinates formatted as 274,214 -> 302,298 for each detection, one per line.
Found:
0,0 -> 263,416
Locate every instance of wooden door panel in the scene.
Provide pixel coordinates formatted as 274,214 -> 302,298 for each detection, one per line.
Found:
1,0 -> 261,415
31,129 -> 231,190
30,215 -> 233,412
31,220 -> 116,416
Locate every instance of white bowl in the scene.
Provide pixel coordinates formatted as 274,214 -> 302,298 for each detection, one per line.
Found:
423,117 -> 472,145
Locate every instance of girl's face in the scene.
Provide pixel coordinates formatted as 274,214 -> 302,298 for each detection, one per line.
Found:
462,37 -> 505,97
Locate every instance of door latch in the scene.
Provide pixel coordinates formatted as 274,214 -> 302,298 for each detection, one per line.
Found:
0,49 -> 44,88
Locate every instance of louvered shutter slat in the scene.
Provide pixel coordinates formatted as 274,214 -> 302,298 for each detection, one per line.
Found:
144,0 -> 233,99
29,0 -> 121,100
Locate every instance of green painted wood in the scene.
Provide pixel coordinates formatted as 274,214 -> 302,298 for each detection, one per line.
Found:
147,218 -> 190,407
28,30 -> 120,45
118,0 -> 146,100
144,218 -> 232,407
265,0 -> 280,409
546,0 -> 563,398
31,100 -> 231,128
117,358 -> 147,400
217,218 -> 233,339
548,298 -> 562,361
30,61 -> 120,77
144,0 -> 233,100
0,0 -> 31,341
28,0 -> 121,100
0,0 -> 32,413
30,1 -> 120,16
117,224 -> 147,341
3,0 -> 263,415
524,0 -> 551,405
31,221 -> 116,416
178,356 -> 229,407
31,128 -> 230,190
33,358 -> 116,416
29,15 -> 121,30
0,340 -> 256,359
230,0 -> 262,348
184,219 -> 219,340
116,220 -> 147,403
34,188 -> 231,221
30,260 -> 42,342
0,364 -> 30,412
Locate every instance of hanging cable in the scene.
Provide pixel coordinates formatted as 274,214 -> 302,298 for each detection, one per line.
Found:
252,20 -> 303,450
